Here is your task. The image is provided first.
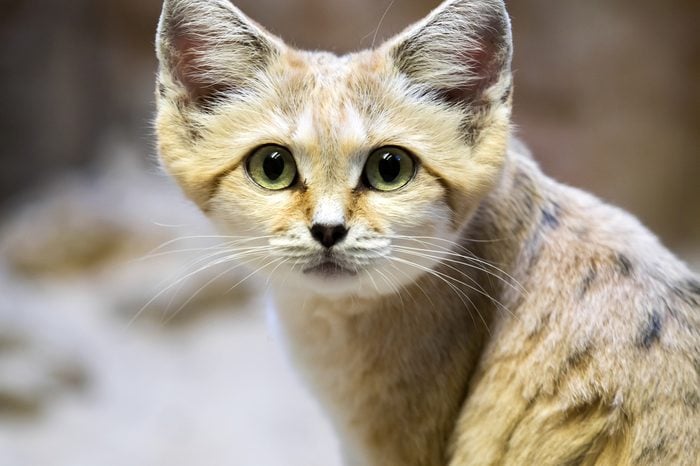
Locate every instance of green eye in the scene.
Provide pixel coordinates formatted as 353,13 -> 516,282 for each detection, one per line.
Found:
246,145 -> 297,190
363,147 -> 415,191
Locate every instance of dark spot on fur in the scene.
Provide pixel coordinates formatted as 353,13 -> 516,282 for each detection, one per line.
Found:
525,312 -> 552,342
522,194 -> 535,216
687,279 -> 700,295
512,168 -> 530,189
500,84 -> 513,104
580,267 -> 598,297
562,451 -> 587,466
207,159 -> 244,204
670,278 -> 700,306
615,253 -> 633,277
540,202 -> 560,229
639,310 -> 663,348
564,343 -> 594,373
684,391 -> 700,412
158,82 -> 167,97
570,225 -> 590,240
186,123 -> 202,141
636,438 -> 667,463
178,113 -> 203,141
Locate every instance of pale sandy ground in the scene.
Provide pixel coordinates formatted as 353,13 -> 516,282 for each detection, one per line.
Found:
0,153 -> 341,466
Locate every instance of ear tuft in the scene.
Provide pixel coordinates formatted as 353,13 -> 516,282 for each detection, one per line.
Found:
156,0 -> 280,107
388,0 -> 512,106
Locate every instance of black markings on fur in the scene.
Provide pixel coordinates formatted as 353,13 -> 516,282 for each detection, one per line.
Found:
179,113 -> 203,142
500,84 -> 513,104
685,391 -> 700,412
187,123 -> 202,141
580,267 -> 598,297
563,450 -> 588,466
687,278 -> 700,295
615,253 -> 633,277
635,437 -> 667,463
540,202 -> 561,229
158,82 -> 167,98
639,310 -> 663,349
564,344 -> 594,373
670,278 -> 700,306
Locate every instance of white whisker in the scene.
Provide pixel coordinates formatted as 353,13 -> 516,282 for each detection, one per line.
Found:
162,253 -> 266,325
388,256 -> 486,333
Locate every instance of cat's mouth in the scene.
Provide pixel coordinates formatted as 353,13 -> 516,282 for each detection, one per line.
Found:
302,260 -> 357,278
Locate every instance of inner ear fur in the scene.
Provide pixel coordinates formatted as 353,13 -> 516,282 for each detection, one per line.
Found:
156,0 -> 281,108
386,0 -> 512,107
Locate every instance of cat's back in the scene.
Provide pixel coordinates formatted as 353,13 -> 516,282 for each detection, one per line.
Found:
449,148 -> 700,465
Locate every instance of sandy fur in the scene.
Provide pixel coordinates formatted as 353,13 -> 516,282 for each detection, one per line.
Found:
154,1 -> 700,464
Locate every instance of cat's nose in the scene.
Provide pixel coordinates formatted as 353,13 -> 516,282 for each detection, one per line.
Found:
310,223 -> 348,249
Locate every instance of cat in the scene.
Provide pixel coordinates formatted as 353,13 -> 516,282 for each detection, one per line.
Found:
153,0 -> 700,464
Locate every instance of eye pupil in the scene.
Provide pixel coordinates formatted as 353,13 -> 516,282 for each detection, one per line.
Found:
363,147 -> 415,192
246,145 -> 297,190
263,152 -> 285,181
378,153 -> 401,182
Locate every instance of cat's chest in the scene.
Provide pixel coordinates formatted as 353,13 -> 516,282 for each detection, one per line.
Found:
272,294 -> 377,398
271,291 -> 482,466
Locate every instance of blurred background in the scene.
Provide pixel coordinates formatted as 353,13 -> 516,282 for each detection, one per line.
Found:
0,0 -> 698,465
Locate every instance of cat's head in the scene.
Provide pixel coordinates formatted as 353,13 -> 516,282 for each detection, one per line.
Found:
155,0 -> 512,297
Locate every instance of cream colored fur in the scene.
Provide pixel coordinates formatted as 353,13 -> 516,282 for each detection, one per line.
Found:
154,1 -> 700,464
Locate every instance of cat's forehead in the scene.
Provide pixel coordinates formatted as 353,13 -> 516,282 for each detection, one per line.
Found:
278,50 -> 385,154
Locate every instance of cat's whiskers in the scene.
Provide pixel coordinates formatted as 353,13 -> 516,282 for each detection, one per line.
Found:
393,246 -> 493,298
143,234 -> 275,257
392,245 -> 524,296
374,267 -> 407,308
390,234 -> 510,245
389,235 -> 501,268
266,257 -> 290,287
364,268 -> 383,296
387,260 -> 436,308
145,245 -> 271,314
388,256 -> 486,334
389,236 -> 528,295
224,256 -> 287,295
161,252 -> 270,325
132,241 -> 278,327
391,248 -> 519,323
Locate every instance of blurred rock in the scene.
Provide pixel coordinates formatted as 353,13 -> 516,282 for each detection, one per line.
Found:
0,275 -> 90,419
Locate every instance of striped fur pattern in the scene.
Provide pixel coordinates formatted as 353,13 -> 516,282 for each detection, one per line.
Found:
154,1 -> 700,464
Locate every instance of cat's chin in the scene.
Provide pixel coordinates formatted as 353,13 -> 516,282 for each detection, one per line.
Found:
296,268 -> 366,297
269,265 -> 387,299
302,261 -> 358,279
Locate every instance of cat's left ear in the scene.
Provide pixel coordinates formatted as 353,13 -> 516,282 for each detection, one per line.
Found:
385,0 -> 512,106
156,0 -> 283,108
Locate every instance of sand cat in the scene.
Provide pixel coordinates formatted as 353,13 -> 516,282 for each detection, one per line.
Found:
154,0 -> 700,464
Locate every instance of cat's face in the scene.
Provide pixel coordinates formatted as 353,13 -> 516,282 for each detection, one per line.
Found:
155,0 -> 512,297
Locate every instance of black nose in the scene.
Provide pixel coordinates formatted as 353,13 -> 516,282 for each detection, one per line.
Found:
310,223 -> 348,248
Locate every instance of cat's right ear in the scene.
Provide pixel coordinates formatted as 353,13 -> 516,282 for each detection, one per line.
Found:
384,0 -> 512,108
156,0 -> 282,108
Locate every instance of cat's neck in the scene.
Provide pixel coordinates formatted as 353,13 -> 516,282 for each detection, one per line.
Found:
272,143 -> 551,466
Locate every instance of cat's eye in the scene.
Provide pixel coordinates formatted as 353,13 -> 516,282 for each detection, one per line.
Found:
246,145 -> 297,190
363,147 -> 416,192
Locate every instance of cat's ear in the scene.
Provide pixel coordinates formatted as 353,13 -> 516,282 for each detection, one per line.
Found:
385,0 -> 512,106
156,0 -> 282,107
